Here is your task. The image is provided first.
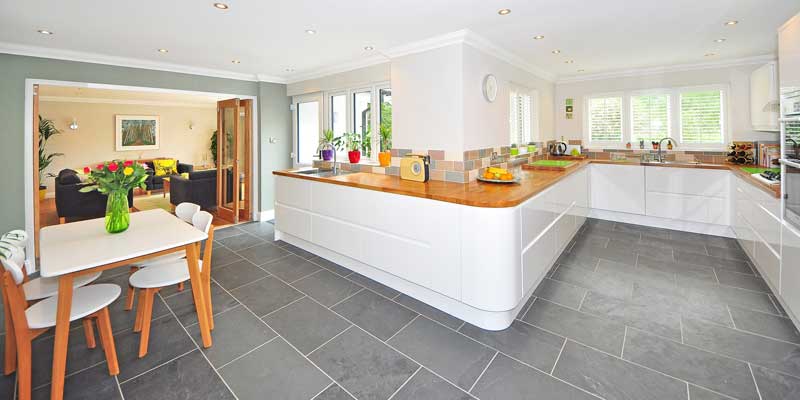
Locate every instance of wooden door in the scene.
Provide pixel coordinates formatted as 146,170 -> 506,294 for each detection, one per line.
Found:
33,84 -> 40,257
216,99 -> 240,223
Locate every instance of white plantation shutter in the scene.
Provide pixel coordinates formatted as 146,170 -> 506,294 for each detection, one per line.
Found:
588,97 -> 623,142
787,121 -> 800,144
631,94 -> 670,142
509,91 -> 532,145
680,90 -> 724,144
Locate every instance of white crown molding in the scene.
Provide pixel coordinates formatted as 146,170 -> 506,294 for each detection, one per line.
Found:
556,54 -> 776,84
382,30 -> 471,59
283,54 -> 390,85
0,41 -> 288,83
39,95 -> 218,108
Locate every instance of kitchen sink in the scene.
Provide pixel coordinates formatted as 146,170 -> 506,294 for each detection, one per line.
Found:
639,160 -> 725,169
290,168 -> 355,178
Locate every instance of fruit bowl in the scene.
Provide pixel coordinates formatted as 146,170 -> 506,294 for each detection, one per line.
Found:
478,167 -> 519,183
477,176 -> 520,184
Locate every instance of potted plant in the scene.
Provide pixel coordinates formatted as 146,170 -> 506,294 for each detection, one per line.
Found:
342,132 -> 362,164
510,143 -> 519,156
209,131 -> 218,165
527,142 -> 537,153
378,124 -> 392,167
320,129 -> 336,161
79,160 -> 148,233
38,116 -> 64,200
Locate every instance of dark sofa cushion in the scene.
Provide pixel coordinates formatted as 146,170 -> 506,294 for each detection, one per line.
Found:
189,169 -> 216,180
57,169 -> 81,185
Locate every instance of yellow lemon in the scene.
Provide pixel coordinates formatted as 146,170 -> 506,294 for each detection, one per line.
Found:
123,167 -> 134,176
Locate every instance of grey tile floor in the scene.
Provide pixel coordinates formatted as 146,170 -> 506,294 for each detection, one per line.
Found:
2,218 -> 800,399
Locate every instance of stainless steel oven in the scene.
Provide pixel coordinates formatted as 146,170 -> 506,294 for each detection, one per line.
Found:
783,159 -> 800,230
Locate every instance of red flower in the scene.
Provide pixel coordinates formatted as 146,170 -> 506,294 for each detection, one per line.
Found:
96,164 -> 104,170
83,167 -> 91,174
107,163 -> 119,172
123,160 -> 133,167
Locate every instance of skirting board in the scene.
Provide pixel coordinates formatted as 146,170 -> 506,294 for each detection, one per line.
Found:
258,209 -> 275,222
588,209 -> 736,238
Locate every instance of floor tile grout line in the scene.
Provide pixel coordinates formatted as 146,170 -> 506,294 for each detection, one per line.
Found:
289,267 -> 325,284
260,295 -> 308,318
305,325 -> 354,358
309,382 -> 337,400
117,348 -> 196,385
219,274 -> 271,292
468,351 -> 499,394
577,291 -> 588,311
386,314 -> 419,343
748,363 -> 764,400
328,287 -> 366,309
215,336 -> 279,371
386,365 -> 422,400
679,311 -> 800,347
726,305 -> 737,329
621,326 -> 628,358
30,359 -> 109,391
115,375 -> 125,400
549,338 -> 567,375
182,302 -> 244,329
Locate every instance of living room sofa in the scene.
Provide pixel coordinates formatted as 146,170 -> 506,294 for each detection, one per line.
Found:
55,169 -> 134,223
169,169 -> 217,209
142,160 -> 193,192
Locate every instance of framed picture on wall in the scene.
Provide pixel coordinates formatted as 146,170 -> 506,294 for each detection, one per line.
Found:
115,115 -> 160,151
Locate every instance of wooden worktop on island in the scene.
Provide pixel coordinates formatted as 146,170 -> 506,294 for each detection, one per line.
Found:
274,160 -> 780,208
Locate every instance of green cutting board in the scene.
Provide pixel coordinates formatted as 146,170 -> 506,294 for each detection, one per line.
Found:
524,160 -> 578,171
740,167 -> 780,174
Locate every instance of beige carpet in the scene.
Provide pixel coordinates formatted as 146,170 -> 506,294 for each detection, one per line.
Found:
133,193 -> 171,212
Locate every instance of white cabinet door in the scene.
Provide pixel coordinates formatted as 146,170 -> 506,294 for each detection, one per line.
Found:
755,239 -> 781,293
590,164 -> 645,214
645,192 -> 727,224
522,225 -> 555,295
750,62 -> 779,132
645,167 -> 729,198
781,223 -> 800,319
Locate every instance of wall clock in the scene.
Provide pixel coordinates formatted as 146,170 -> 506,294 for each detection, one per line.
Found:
482,74 -> 498,102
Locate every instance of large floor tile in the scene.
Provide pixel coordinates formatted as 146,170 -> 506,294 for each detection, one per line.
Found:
615,222 -> 670,239
314,384 -> 356,400
596,258 -> 677,290
553,340 -> 686,400
163,281 -> 240,328
716,269 -> 770,293
622,328 -> 758,400
639,235 -> 708,255
707,244 -> 749,261
30,325 -> 109,388
210,246 -> 244,269
292,269 -> 363,307
688,385 -> 734,400
532,278 -> 586,309
553,252 -> 599,271
309,328 -> 418,400
114,315 -> 197,382
120,350 -> 234,400
568,240 -> 638,266
188,306 -> 276,367
395,294 -> 465,330
32,362 -> 120,400
728,306 -> 800,344
346,272 -> 401,299
682,317 -> 800,378
522,299 -> 626,356
261,254 -> 321,283
607,239 -> 675,262
580,291 -> 682,341
230,275 -> 304,317
237,221 -> 276,240
668,231 -> 739,250
637,255 -> 717,283
309,256 -> 354,277
332,289 -> 417,341
235,243 -> 290,266
264,297 -> 350,355
674,251 -> 752,274
388,317 -> 496,391
631,282 -> 733,327
470,354 -> 596,400
752,365 -> 800,400
550,264 -> 632,299
220,338 -> 330,400
216,232 -> 266,251
392,368 -> 472,400
580,225 -> 642,242
96,271 -> 172,333
211,259 -> 269,290
459,320 -> 564,372
213,226 -> 245,240
280,242 -> 318,260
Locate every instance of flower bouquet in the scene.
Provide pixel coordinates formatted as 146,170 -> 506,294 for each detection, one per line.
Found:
79,160 -> 148,233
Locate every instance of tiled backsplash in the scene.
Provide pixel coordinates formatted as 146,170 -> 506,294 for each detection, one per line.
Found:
312,140 -> 729,183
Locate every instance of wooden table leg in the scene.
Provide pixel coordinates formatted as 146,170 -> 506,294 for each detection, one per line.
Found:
51,275 -> 74,400
186,243 -> 212,347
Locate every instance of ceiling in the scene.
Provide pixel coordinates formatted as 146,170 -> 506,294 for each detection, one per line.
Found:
1,0 -> 798,83
38,85 -> 225,106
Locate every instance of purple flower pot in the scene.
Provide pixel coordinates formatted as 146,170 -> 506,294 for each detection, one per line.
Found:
321,149 -> 334,161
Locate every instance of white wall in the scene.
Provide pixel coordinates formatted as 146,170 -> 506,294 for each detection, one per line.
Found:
287,63 -> 391,97
391,44 -> 465,157
462,44 -> 555,150
555,63 -> 781,147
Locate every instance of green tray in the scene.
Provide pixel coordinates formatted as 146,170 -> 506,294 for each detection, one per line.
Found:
740,167 -> 780,174
529,160 -> 575,167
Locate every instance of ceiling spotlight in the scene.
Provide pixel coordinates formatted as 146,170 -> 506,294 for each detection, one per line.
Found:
705,52 -> 717,57
714,38 -> 726,43
157,48 -> 169,53
364,46 -> 374,51
37,29 -> 53,35
213,3 -> 229,10
533,35 -> 545,40
231,59 -> 241,64
552,49 -> 561,54
577,69 -> 585,73
305,29 -> 317,35
285,68 -> 295,72
725,20 -> 738,26
498,9 -> 511,15
565,60 -> 574,64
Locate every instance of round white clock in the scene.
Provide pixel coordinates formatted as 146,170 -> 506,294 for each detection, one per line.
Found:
482,74 -> 498,102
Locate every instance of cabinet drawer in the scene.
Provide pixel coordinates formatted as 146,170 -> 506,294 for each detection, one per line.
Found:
275,204 -> 312,241
746,202 -> 782,254
275,176 -> 312,210
645,192 -> 728,225
522,227 -> 556,294
590,164 -> 645,214
780,223 -> 800,317
754,239 -> 780,292
646,167 -> 730,198
732,213 -> 756,259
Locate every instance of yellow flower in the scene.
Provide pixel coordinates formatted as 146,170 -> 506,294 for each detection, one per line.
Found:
123,167 -> 134,176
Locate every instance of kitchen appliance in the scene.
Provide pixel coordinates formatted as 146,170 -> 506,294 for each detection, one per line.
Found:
784,160 -> 800,229
780,13 -> 800,229
548,141 -> 568,156
400,154 -> 430,182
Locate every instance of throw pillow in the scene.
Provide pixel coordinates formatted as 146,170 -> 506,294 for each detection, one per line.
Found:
181,172 -> 190,179
153,159 -> 178,176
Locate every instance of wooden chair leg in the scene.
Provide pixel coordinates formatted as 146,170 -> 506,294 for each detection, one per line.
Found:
124,266 -> 139,311
96,308 -> 119,375
204,278 -> 214,330
16,339 -> 31,400
134,288 -> 147,333
3,313 -> 16,375
177,282 -> 184,292
82,319 -> 96,349
58,217 -> 65,224
95,317 -> 106,351
138,289 -> 155,358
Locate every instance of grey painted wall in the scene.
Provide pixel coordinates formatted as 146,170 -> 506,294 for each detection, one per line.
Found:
0,53 -> 290,232
258,82 -> 293,211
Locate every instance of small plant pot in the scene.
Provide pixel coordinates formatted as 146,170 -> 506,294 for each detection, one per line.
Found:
527,145 -> 537,153
39,185 -> 47,201
348,150 -> 361,164
321,149 -> 334,161
378,151 -> 391,167
510,148 -> 519,156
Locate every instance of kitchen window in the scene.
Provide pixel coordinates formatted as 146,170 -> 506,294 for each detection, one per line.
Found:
631,93 -> 670,143
320,82 -> 390,162
330,93 -> 347,137
679,89 -> 725,145
509,87 -> 539,146
586,95 -> 624,143
292,95 -> 322,166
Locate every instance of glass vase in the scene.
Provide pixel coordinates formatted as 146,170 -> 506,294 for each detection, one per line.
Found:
105,189 -> 130,234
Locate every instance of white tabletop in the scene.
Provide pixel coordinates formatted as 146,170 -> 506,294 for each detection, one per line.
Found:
39,209 -> 208,278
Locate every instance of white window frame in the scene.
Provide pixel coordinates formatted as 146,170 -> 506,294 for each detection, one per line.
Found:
291,92 -> 323,167
583,85 -> 730,150
321,81 -> 390,163
508,84 -> 541,146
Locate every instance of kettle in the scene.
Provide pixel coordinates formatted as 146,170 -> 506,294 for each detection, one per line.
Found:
548,141 -> 568,156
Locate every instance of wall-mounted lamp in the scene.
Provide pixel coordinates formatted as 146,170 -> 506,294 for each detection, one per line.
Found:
68,118 -> 78,131
188,121 -> 195,131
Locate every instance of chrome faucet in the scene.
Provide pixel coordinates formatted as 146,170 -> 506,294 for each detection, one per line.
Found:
657,137 -> 677,163
319,142 -> 337,174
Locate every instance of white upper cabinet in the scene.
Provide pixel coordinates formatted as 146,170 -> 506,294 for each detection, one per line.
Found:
750,62 -> 779,132
779,14 -> 800,92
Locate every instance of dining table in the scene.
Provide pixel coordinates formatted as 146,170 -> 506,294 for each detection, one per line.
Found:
38,209 -> 213,400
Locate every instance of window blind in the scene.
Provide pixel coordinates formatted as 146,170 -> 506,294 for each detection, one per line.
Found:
588,97 -> 623,142
787,121 -> 800,145
631,94 -> 669,143
680,90 -> 724,144
509,91 -> 532,145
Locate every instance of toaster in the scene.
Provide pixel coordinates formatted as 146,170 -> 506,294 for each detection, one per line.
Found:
400,154 -> 430,182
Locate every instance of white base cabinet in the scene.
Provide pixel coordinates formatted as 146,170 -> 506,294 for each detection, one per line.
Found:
731,175 -> 782,290
781,223 -> 800,323
590,164 -> 645,214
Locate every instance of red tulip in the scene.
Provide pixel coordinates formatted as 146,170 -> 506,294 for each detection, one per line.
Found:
124,160 -> 133,167
108,163 -> 119,172
96,164 -> 104,170
83,167 -> 91,174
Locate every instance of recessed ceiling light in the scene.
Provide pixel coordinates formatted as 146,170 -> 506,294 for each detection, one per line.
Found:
577,69 -> 585,73
705,52 -> 717,57
714,38 -> 726,43
498,9 -> 511,15
364,46 -> 374,51
565,60 -> 574,64
37,29 -> 53,35
552,49 -> 561,54
157,48 -> 169,53
213,3 -> 229,10
533,35 -> 545,40
231,59 -> 241,64
285,68 -> 295,72
305,29 -> 317,35
725,20 -> 738,26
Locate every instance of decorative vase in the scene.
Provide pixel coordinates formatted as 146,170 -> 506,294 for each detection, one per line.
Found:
321,149 -> 334,161
510,147 -> 519,156
348,150 -> 361,164
378,151 -> 391,167
105,189 -> 130,234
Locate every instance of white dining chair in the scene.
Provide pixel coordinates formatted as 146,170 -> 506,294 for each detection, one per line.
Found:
128,211 -> 214,357
1,229 -> 28,248
1,257 -> 122,400
124,202 -> 200,310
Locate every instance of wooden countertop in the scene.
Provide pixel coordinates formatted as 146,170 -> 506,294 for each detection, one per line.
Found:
274,160 -> 780,208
